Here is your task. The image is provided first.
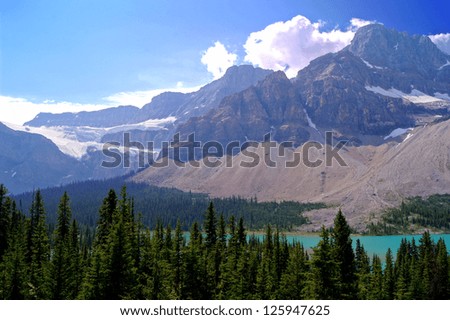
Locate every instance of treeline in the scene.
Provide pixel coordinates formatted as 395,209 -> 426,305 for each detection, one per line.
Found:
0,184 -> 449,300
368,194 -> 450,234
12,178 -> 324,230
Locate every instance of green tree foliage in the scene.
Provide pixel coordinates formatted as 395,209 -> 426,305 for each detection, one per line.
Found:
368,194 -> 450,234
331,210 -> 357,299
306,227 -> 340,299
13,179 -> 325,230
0,184 -> 11,260
0,183 -> 449,300
27,191 -> 51,299
50,192 -> 73,299
0,201 -> 27,299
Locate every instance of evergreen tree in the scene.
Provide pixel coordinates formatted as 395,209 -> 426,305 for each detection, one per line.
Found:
217,214 -> 226,248
50,192 -> 72,299
355,240 -> 371,299
80,189 -> 118,299
0,202 -> 27,299
279,243 -> 307,299
256,224 -> 278,299
95,189 -> 117,245
434,239 -> 448,299
27,190 -> 50,299
237,217 -> 247,247
172,220 -> 185,299
369,255 -> 383,299
331,210 -> 356,298
204,202 -> 217,249
306,226 -> 339,299
383,248 -> 395,299
0,184 -> 11,260
418,232 -> 434,298
182,222 -> 206,299
64,220 -> 83,299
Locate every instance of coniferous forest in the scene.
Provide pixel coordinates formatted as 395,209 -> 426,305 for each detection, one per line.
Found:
0,183 -> 449,300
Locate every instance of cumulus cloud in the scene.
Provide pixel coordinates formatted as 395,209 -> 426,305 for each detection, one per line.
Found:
243,15 -> 374,78
201,41 -> 238,79
429,33 -> 450,55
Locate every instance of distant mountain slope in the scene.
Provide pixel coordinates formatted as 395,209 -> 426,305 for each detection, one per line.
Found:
177,71 -> 310,148
132,118 -> 450,231
25,105 -> 141,127
171,24 -> 450,148
25,65 -> 272,128
295,24 -> 450,137
0,122 -> 90,193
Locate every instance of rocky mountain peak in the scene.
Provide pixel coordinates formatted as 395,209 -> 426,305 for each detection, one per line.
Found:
347,24 -> 449,75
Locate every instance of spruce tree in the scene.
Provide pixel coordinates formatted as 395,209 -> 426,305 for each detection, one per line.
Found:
307,226 -> 339,299
383,248 -> 395,299
355,240 -> 371,299
434,239 -> 448,299
0,184 -> 11,260
64,220 -> 83,299
27,190 -> 50,299
279,243 -> 307,299
172,220 -> 185,299
0,202 -> 27,299
369,255 -> 383,299
204,202 -> 217,249
50,192 -> 72,299
331,210 -> 356,299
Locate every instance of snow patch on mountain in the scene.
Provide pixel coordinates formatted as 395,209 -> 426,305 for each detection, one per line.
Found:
434,92 -> 450,101
303,108 -> 318,130
384,127 -> 413,140
438,60 -> 450,70
365,86 -> 445,104
361,58 -> 384,70
403,133 -> 414,142
3,117 -> 176,159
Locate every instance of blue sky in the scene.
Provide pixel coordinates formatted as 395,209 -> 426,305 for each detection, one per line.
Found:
1,0 -> 450,124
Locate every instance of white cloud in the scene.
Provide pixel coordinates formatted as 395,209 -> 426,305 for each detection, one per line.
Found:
103,85 -> 202,107
243,15 -> 373,78
0,96 -> 112,125
349,18 -> 376,30
0,85 -> 204,126
429,33 -> 450,55
201,41 -> 238,79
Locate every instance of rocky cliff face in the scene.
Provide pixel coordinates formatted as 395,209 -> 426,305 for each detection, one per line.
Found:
294,50 -> 416,136
0,123 -> 90,194
177,71 -> 310,149
25,106 -> 141,127
141,65 -> 273,123
173,24 -> 450,147
294,24 -> 450,137
348,24 -> 449,78
25,65 -> 272,129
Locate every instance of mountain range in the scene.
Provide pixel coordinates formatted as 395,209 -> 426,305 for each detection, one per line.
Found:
1,24 -> 450,230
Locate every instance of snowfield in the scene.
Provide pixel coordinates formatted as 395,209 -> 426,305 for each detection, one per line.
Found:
384,127 -> 413,140
3,116 -> 175,159
365,86 -> 446,104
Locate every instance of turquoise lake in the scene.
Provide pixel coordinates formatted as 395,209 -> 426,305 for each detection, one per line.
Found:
249,233 -> 450,261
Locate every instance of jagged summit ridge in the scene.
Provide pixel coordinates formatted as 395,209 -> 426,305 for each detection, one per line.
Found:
347,24 -> 450,75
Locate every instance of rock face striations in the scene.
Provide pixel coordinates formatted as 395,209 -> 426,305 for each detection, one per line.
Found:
176,24 -> 450,146
177,71 -> 310,148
